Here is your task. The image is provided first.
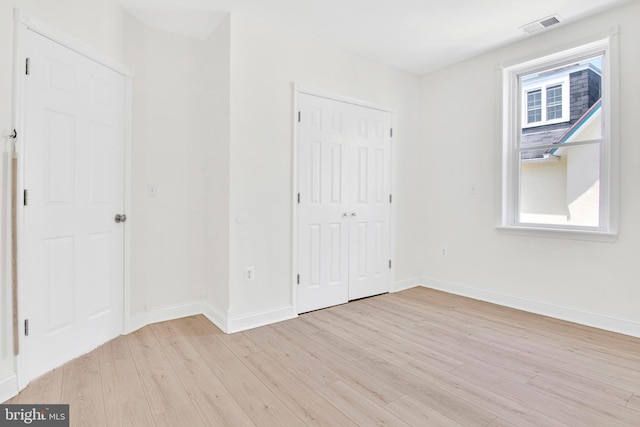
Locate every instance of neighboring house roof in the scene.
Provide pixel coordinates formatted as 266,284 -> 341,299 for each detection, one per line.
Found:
548,99 -> 602,156
553,98 -> 602,144
522,98 -> 602,162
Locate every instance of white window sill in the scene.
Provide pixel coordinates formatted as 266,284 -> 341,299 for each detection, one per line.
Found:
522,119 -> 570,129
496,225 -> 618,242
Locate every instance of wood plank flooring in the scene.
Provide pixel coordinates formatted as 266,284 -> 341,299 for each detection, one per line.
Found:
5,287 -> 640,426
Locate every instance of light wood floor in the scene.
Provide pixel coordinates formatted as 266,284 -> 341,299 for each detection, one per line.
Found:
5,287 -> 640,426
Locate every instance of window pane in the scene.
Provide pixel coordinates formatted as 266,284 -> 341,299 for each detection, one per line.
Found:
519,144 -> 600,227
546,85 -> 562,120
527,90 -> 541,123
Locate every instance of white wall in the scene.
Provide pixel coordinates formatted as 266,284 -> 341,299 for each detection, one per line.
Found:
202,16 -> 231,324
0,0 -> 129,402
419,1 -> 640,335
565,115 -> 601,226
566,144 -> 599,226
124,15 -> 209,323
226,15 -> 423,326
520,159 -> 569,223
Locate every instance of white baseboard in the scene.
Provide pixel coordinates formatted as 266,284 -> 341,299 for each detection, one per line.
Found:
227,305 -> 296,334
201,302 -> 228,333
126,301 -> 205,334
0,373 -> 18,403
126,301 -> 296,336
392,277 -> 424,293
422,278 -> 640,338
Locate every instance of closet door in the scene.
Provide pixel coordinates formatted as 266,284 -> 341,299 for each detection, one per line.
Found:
297,94 -> 350,313
347,106 -> 392,300
297,94 -> 392,313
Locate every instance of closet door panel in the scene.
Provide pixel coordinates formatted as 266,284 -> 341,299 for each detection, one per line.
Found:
348,107 -> 391,301
297,94 -> 350,313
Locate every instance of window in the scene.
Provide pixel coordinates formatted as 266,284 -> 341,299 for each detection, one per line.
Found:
522,75 -> 569,127
501,37 -> 618,236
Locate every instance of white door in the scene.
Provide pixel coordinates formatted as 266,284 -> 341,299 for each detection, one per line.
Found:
20,29 -> 126,383
348,108 -> 392,300
297,94 -> 392,313
297,95 -> 350,313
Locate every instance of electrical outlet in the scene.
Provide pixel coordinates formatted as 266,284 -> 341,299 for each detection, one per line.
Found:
245,266 -> 255,281
441,247 -> 448,256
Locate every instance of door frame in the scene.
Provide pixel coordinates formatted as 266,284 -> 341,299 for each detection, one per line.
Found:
291,83 -> 397,314
12,10 -> 133,389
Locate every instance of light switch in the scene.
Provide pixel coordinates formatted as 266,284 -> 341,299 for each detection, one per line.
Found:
147,184 -> 158,197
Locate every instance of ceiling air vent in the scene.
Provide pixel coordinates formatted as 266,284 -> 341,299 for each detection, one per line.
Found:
540,16 -> 560,28
521,15 -> 562,34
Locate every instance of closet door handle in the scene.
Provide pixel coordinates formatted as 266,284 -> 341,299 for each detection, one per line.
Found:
350,212 -> 357,217
342,212 -> 348,217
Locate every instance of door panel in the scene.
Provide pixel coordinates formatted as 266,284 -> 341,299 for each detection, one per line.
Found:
329,144 -> 343,204
348,107 -> 391,301
45,110 -> 76,203
297,95 -> 350,313
45,236 -> 75,332
88,122 -> 114,204
88,231 -> 112,317
297,94 -> 391,312
21,29 -> 125,382
329,223 -> 342,283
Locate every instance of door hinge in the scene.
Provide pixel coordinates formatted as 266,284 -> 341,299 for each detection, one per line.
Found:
297,193 -> 300,204
23,189 -> 28,206
390,128 -> 393,138
25,58 -> 30,75
298,111 -> 301,122
297,274 -> 300,285
389,260 -> 392,269
389,194 -> 392,203
24,319 -> 29,336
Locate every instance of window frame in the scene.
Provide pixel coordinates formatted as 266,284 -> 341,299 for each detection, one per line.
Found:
522,75 -> 570,127
499,34 -> 619,239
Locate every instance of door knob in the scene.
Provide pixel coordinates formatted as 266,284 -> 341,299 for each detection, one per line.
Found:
350,212 -> 357,217
342,213 -> 348,217
115,214 -> 127,223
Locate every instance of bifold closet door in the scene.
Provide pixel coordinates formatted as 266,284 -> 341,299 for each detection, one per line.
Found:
347,107 -> 392,301
297,95 -> 350,314
297,93 -> 391,313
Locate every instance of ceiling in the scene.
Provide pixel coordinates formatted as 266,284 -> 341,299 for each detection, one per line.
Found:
118,0 -> 630,75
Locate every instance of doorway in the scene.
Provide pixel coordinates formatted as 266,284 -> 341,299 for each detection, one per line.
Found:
296,92 -> 393,313
16,24 -> 128,385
